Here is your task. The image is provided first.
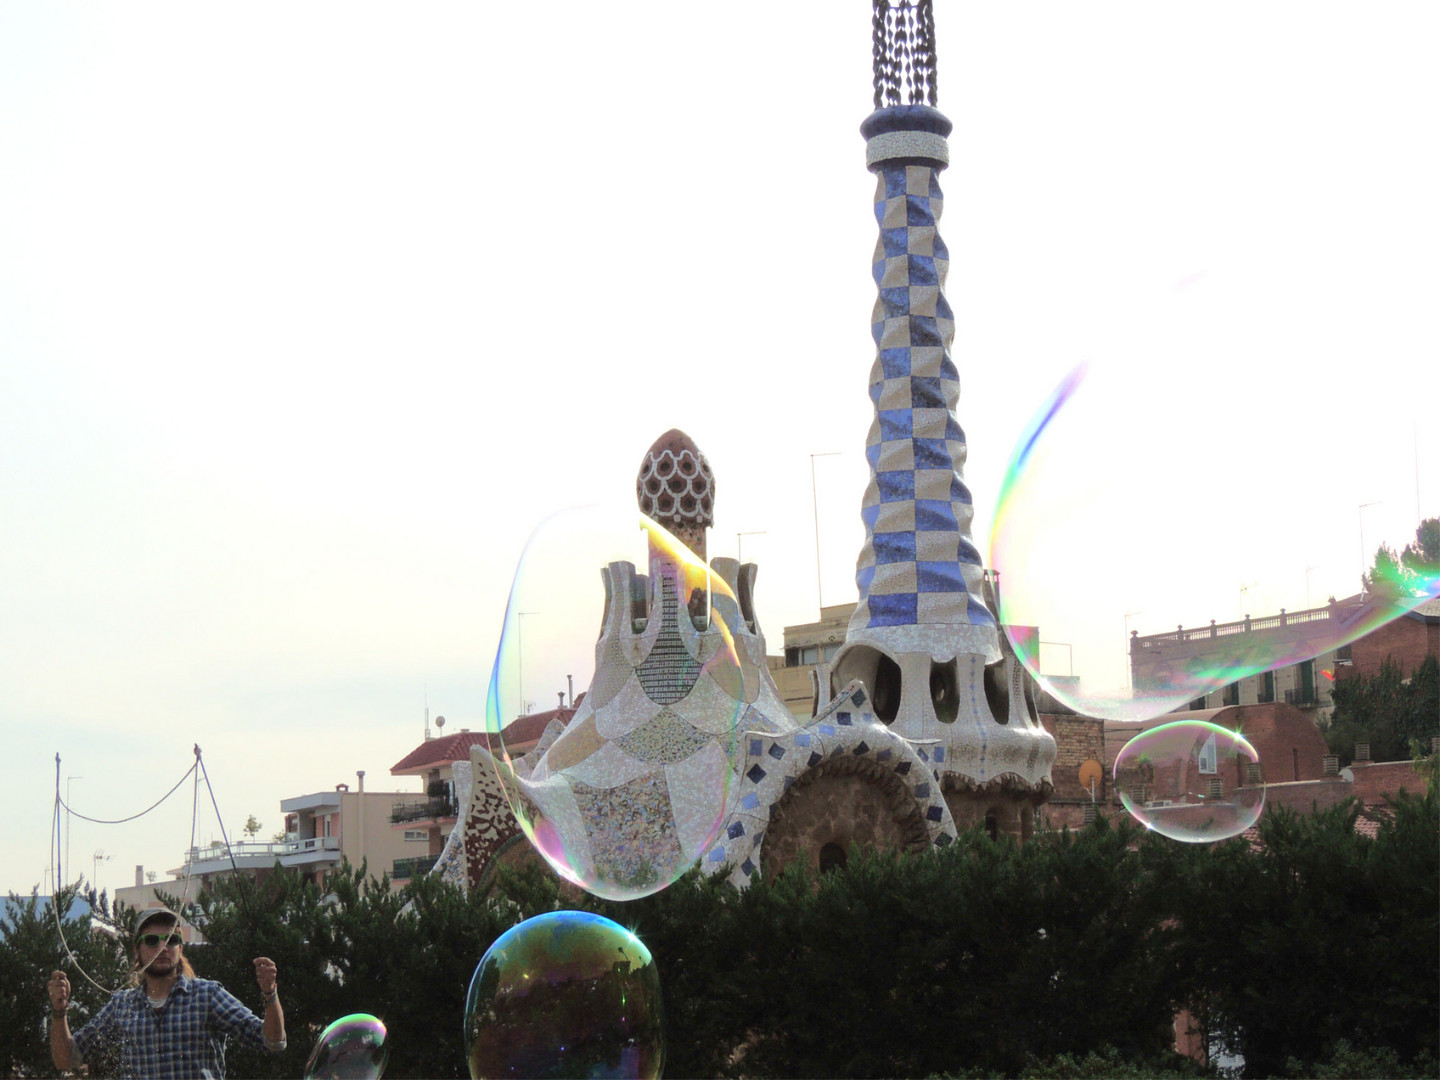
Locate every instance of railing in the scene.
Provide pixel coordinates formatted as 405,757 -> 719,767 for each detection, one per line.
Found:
390,798 -> 458,824
1284,688 -> 1319,707
392,855 -> 438,881
1135,603 -> 1336,650
181,836 -> 340,867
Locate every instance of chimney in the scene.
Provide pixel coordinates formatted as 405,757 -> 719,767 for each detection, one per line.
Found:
336,783 -> 349,792
557,691 -> 565,709
1354,742 -> 1371,763
1322,754 -> 1339,777
135,865 -> 144,888
567,674 -> 574,707
357,770 -> 365,794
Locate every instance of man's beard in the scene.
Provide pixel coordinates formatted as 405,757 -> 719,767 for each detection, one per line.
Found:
145,955 -> 176,978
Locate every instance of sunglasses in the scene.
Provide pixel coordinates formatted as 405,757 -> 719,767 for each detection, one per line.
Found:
138,932 -> 183,948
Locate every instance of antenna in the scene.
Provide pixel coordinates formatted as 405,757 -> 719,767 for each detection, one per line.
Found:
424,686 -> 431,741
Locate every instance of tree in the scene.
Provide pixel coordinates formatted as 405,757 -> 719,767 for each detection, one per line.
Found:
1324,655 -> 1440,765
1365,517 -> 1440,598
242,815 -> 263,841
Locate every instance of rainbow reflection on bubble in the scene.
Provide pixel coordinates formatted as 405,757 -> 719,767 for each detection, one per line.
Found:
483,504 -> 746,901
989,362 -> 1440,723
1113,720 -> 1264,842
303,1014 -> 388,1080
465,911 -> 663,1080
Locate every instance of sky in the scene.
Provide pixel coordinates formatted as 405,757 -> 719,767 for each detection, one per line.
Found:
1,2 -> 1435,899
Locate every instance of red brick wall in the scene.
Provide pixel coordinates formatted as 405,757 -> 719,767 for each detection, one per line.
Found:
1341,613 -> 1437,681
1212,703 -> 1329,784
1040,713 -> 1107,800
1348,760 -> 1425,806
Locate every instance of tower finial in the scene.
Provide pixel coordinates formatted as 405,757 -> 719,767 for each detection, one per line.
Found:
872,0 -> 939,109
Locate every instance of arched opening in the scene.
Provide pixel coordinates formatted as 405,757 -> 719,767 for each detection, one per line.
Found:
984,811 -> 999,841
818,842 -> 848,875
930,660 -> 959,723
983,660 -> 1009,724
1020,805 -> 1034,842
872,653 -> 902,723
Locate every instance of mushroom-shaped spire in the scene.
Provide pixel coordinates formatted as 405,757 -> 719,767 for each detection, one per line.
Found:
637,429 -> 714,561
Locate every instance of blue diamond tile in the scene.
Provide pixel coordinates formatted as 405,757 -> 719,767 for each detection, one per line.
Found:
741,792 -> 760,811
877,748 -> 893,763
746,764 -> 766,784
914,783 -> 931,798
728,821 -> 745,839
896,761 -> 912,776
807,751 -> 822,767
853,741 -> 870,755
749,738 -> 763,756
768,744 -> 785,760
795,732 -> 812,747
926,805 -> 944,822
741,858 -> 756,877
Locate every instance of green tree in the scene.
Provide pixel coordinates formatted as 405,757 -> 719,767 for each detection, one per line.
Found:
1364,517 -> 1439,598
1324,655 -> 1440,765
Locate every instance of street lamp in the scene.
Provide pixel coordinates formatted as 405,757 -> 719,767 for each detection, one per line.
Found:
64,776 -> 83,886
1359,501 -> 1382,592
809,452 -> 841,610
736,531 -> 766,566
517,611 -> 539,718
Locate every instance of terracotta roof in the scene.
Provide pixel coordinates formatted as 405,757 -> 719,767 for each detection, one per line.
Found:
389,704 -> 579,775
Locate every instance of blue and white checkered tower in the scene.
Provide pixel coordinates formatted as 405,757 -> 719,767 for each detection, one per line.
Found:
831,1 -> 1054,835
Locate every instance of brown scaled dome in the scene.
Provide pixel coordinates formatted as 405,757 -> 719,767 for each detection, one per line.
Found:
637,429 -> 714,558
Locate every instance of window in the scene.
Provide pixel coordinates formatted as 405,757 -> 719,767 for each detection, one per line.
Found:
1258,670 -> 1275,704
818,843 -> 848,874
1222,682 -> 1240,707
403,830 -> 428,842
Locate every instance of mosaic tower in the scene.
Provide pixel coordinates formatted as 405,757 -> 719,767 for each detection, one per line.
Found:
831,0 -> 1056,836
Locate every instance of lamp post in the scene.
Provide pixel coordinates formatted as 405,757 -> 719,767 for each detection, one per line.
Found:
517,611 -> 538,718
736,531 -> 766,566
64,776 -> 83,886
1123,612 -> 1143,690
1358,501 -> 1382,592
1039,640 -> 1073,677
809,452 -> 840,610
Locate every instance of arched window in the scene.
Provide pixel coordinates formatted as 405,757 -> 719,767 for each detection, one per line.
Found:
984,811 -> 999,841
819,842 -> 848,875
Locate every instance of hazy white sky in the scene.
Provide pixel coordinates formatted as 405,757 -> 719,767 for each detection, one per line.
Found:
2,3 -> 1435,897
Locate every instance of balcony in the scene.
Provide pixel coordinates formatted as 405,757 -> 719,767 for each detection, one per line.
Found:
392,855 -> 438,881
390,798 -> 458,825
179,836 -> 340,875
1284,688 -> 1319,707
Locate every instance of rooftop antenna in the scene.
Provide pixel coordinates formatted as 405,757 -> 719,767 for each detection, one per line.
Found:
424,686 -> 432,741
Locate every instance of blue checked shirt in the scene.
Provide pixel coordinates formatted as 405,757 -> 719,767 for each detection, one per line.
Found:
71,975 -> 278,1079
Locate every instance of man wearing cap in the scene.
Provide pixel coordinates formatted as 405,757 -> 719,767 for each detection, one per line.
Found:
47,906 -> 287,1078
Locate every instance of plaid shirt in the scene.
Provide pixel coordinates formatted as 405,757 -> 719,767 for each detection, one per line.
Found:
72,975 -> 273,1079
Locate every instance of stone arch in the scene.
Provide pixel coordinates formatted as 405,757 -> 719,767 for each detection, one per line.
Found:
759,755 -> 931,879
941,773 -> 1049,843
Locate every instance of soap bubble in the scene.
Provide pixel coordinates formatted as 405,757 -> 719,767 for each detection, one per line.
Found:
465,910 -> 664,1080
303,1014 -> 388,1080
1113,720 -> 1264,842
484,504 -> 748,900
989,359 -> 1439,723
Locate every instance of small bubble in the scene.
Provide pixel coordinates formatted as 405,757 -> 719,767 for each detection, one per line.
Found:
1113,720 -> 1264,842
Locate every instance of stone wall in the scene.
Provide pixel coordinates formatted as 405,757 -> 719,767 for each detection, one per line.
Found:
760,758 -> 927,878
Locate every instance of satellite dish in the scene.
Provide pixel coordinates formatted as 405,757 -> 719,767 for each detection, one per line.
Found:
435,715 -> 446,731
1077,759 -> 1103,796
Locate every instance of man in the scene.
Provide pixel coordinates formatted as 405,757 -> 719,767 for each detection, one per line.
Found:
48,907 -> 286,1079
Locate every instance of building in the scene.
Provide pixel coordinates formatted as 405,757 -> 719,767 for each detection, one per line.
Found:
436,16 -> 1059,901
113,779 -> 431,913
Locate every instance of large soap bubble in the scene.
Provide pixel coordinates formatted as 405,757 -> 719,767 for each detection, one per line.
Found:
989,360 -> 1439,723
465,910 -> 664,1080
1113,720 -> 1264,842
484,504 -> 748,900
303,1014 -> 388,1079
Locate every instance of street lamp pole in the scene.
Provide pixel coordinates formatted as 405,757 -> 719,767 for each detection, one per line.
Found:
1359,501 -> 1382,592
64,776 -> 83,886
737,531 -> 766,567
810,453 -> 840,611
517,611 -> 538,718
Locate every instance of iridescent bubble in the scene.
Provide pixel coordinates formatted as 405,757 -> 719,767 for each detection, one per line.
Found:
989,360 -> 1440,723
484,503 -> 748,900
465,910 -> 664,1080
1113,720 -> 1264,842
303,1014 -> 388,1080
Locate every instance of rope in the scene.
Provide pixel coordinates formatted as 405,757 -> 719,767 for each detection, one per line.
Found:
56,762 -> 198,824
49,746 -> 233,998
